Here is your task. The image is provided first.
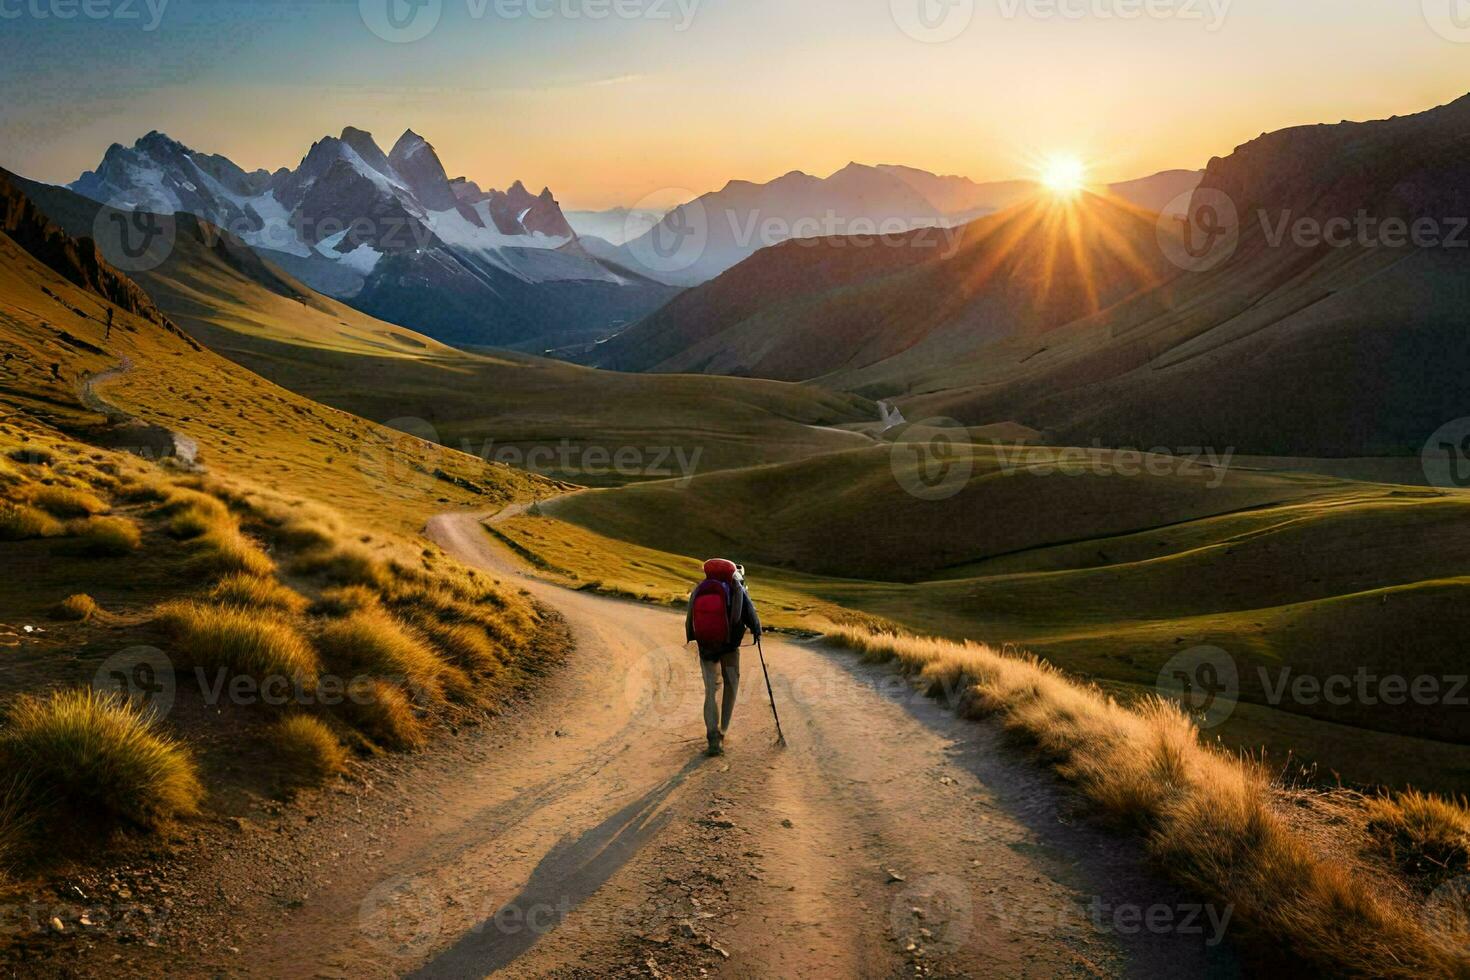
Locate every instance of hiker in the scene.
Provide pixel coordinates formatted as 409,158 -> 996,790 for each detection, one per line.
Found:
686,559 -> 761,757
105,308 -> 114,341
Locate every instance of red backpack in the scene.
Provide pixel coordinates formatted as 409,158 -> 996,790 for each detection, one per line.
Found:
691,559 -> 738,647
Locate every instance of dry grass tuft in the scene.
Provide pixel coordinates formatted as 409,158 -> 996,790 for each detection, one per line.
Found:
50,593 -> 102,622
270,715 -> 347,783
63,515 -> 142,556
316,610 -> 448,702
823,626 -> 1470,978
310,586 -> 380,617
155,601 -> 318,684
157,488 -> 276,576
338,680 -> 423,750
190,525 -> 275,578
0,689 -> 203,830
1366,791 -> 1470,887
116,476 -> 171,503
290,541 -> 387,588
28,485 -> 109,518
0,502 -> 64,540
419,621 -> 505,678
207,574 -> 307,615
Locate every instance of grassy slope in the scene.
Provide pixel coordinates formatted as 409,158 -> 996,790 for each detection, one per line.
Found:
496,446 -> 1470,793
0,229 -> 552,535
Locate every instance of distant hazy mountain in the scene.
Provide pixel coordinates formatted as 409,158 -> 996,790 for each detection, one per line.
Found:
565,207 -> 665,245
608,163 -> 1052,286
603,163 -> 1205,287
66,129 -> 676,350
1106,169 -> 1204,215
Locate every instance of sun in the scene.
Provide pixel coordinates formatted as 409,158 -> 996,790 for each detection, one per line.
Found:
1040,156 -> 1087,196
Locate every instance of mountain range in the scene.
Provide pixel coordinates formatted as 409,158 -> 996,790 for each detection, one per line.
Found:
65,128 -> 677,351
604,164 -> 1202,286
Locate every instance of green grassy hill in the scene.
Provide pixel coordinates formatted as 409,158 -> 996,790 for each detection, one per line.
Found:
501,444 -> 1470,792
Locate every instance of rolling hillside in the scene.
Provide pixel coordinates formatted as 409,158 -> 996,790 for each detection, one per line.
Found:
888,93 -> 1470,455
0,168 -> 551,531
11,174 -> 881,487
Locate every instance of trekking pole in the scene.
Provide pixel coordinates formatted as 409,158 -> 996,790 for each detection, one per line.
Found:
755,635 -> 786,747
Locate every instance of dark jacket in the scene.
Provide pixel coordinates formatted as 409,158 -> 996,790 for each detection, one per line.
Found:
686,581 -> 761,657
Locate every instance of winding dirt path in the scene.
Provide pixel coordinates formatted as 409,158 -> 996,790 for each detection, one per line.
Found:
35,507 -> 1240,978
306,511 -> 1235,979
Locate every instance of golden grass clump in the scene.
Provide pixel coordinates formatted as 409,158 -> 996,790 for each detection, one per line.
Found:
50,593 -> 101,622
311,585 -> 381,617
822,625 -> 1470,978
0,689 -> 203,830
155,601 -> 318,685
1366,791 -> 1470,886
270,715 -> 347,783
418,621 -> 505,678
316,609 -> 453,702
156,488 -> 275,576
159,489 -> 230,540
64,515 -> 142,556
0,501 -> 64,540
339,679 -> 423,750
193,525 -> 276,577
116,476 -> 171,503
289,541 -> 387,587
207,573 -> 308,615
28,485 -> 109,518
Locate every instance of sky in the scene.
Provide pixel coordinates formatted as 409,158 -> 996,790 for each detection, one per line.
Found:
0,0 -> 1466,209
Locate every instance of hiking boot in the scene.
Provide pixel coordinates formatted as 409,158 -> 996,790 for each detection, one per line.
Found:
706,734 -> 724,757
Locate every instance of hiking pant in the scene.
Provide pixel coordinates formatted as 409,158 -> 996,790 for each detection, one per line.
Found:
700,650 -> 740,741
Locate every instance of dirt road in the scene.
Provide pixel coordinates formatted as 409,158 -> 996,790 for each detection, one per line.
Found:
274,511 -> 1232,979
48,510 -> 1237,978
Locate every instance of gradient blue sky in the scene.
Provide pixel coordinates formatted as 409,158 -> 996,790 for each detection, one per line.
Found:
1,0 -> 1466,208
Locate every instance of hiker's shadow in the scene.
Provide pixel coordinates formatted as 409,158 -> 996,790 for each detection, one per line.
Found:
409,756 -> 706,979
